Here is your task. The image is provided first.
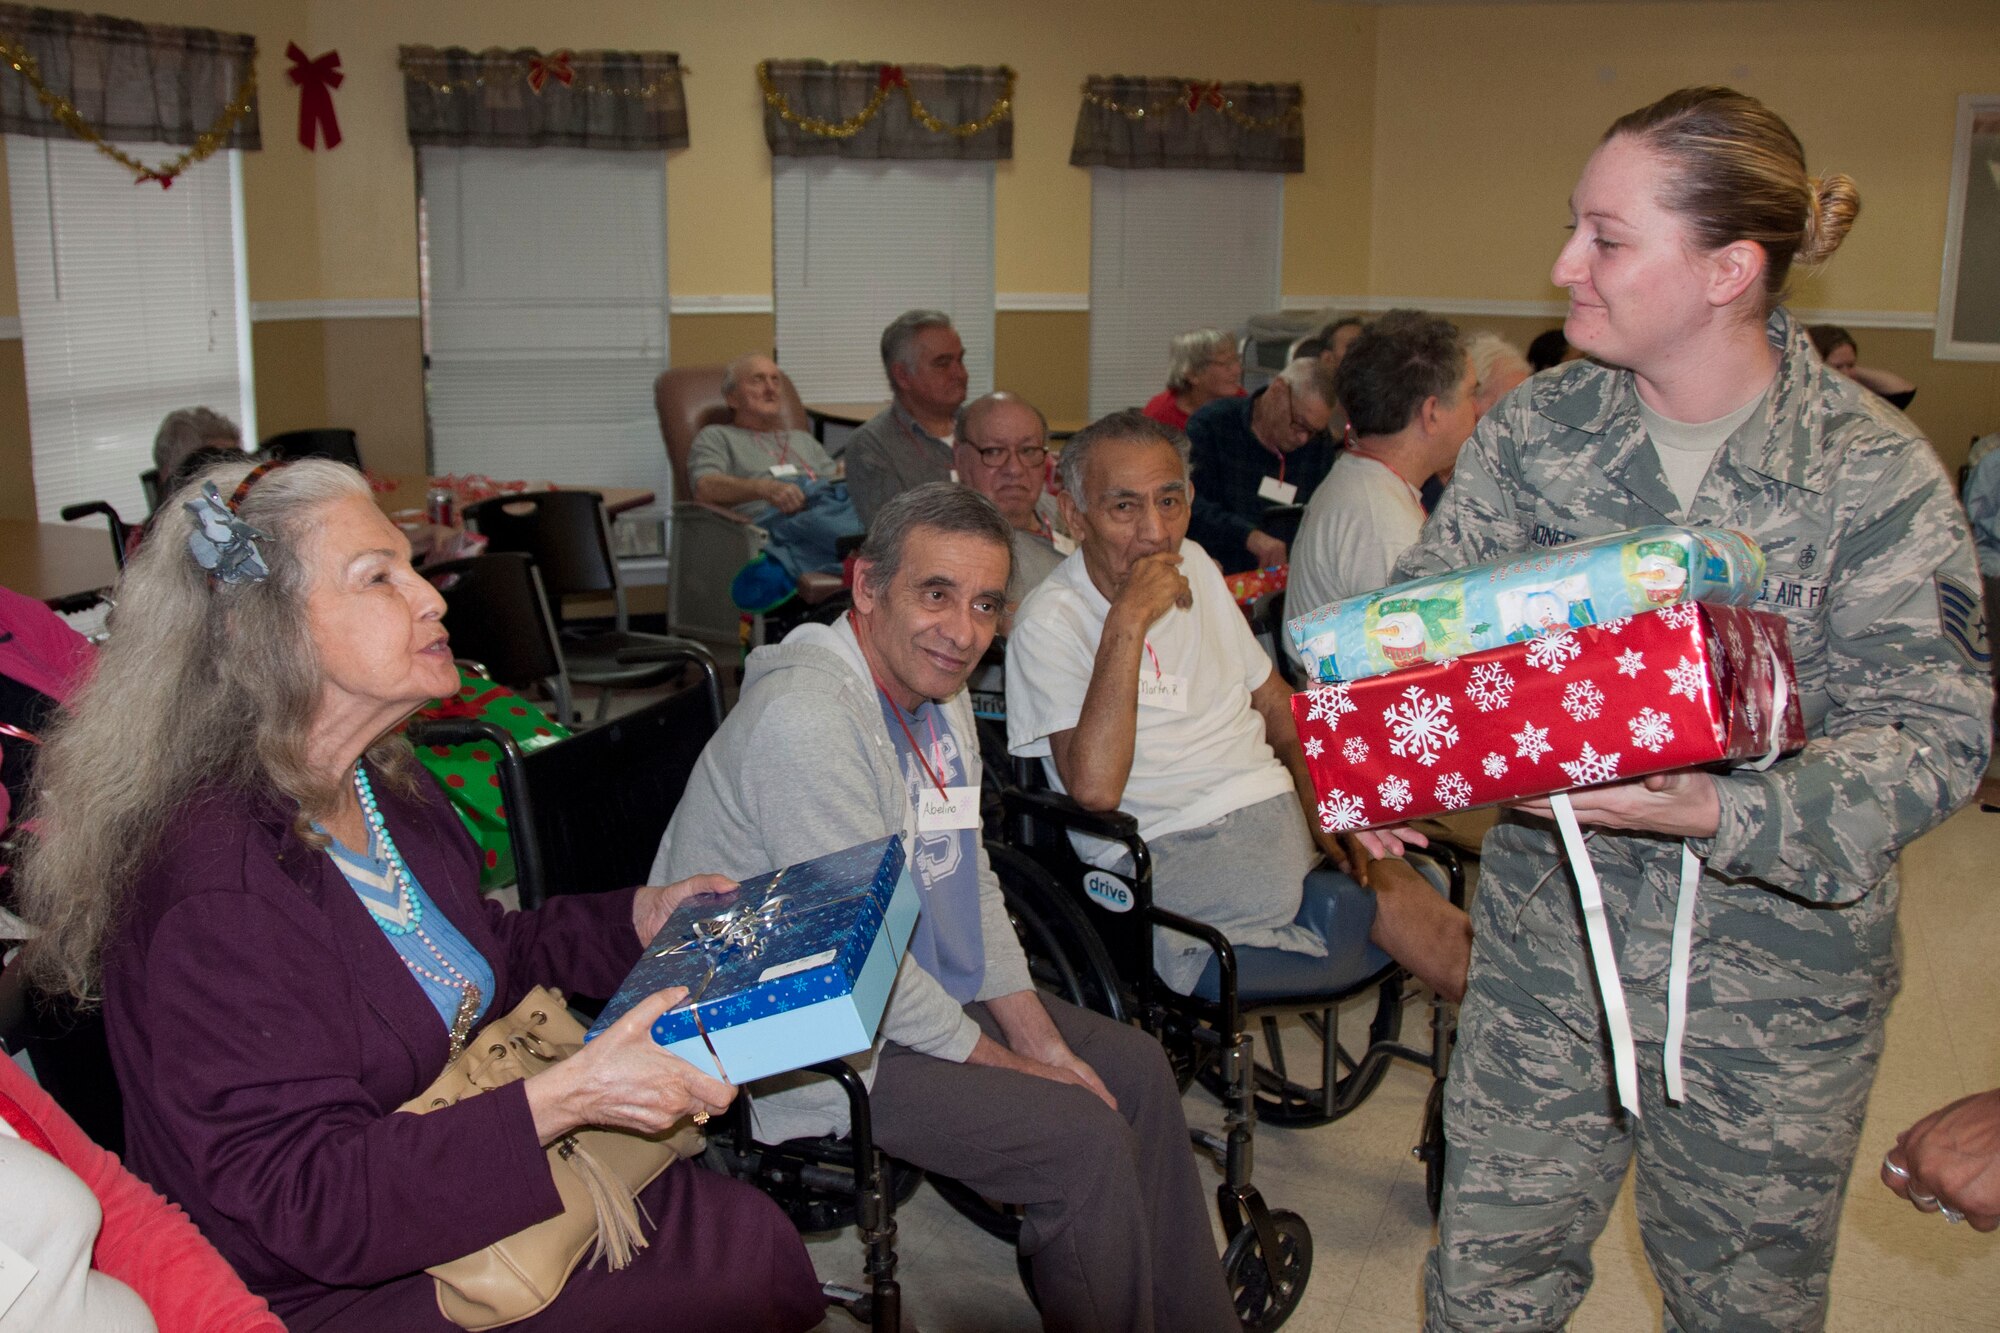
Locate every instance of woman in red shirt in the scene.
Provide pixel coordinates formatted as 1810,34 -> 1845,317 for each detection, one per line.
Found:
1143,327 -> 1243,430
0,1052 -> 284,1332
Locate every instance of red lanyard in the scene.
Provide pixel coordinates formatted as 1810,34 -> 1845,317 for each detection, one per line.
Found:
849,609 -> 949,797
766,431 -> 817,482
1143,641 -> 1162,679
1346,448 -> 1422,506
0,723 -> 39,746
879,686 -> 949,799
1273,450 -> 1286,489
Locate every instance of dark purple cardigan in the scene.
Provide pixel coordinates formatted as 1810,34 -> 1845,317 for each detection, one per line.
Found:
99,767 -> 642,1326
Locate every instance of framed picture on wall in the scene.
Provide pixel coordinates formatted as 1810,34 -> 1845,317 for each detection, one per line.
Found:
1936,93 -> 2000,361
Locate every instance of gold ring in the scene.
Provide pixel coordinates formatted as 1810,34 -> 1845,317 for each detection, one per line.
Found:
692,1110 -> 710,1127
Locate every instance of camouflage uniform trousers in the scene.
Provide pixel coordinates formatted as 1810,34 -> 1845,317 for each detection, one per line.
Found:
1424,961 -> 1883,1332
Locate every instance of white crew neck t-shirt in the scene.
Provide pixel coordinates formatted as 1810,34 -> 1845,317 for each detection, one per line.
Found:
1286,450 -> 1429,667
1005,538 -> 1298,865
1638,388 -> 1768,516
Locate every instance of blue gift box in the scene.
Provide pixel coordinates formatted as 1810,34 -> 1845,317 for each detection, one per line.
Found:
586,835 -> 919,1084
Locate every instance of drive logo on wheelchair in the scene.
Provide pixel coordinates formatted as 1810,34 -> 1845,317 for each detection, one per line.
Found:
1081,870 -> 1135,914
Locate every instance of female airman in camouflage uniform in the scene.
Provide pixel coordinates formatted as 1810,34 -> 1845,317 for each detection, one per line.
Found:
1375,87 -> 1994,1330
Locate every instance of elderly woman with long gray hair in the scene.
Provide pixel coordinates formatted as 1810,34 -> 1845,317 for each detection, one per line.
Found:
12,458 -> 824,1332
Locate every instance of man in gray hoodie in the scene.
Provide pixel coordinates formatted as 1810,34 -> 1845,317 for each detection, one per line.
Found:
652,484 -> 1237,1332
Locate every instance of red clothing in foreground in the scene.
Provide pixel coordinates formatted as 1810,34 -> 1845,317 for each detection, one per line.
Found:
0,1050 -> 284,1333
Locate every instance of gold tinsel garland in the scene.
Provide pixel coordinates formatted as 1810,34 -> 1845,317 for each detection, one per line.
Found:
758,61 -> 1014,140
399,51 -> 685,100
1081,80 -> 1301,134
0,34 -> 256,188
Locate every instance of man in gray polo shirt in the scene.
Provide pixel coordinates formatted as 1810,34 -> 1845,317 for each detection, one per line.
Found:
689,352 -> 862,582
844,310 -> 969,527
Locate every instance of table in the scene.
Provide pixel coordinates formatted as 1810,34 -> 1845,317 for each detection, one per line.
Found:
372,476 -> 656,519
0,517 -> 122,603
805,402 -> 1086,443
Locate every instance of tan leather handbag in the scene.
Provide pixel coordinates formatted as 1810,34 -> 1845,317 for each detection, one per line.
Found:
398,986 -> 701,1330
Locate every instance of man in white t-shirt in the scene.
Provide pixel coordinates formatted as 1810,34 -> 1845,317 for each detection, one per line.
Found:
1286,311 -> 1482,671
1007,410 -> 1471,1000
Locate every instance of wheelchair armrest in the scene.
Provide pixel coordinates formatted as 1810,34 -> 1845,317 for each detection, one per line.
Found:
59,501 -> 121,525
999,787 -> 1139,842
612,636 -> 716,665
402,719 -> 546,907
671,497 -> 759,527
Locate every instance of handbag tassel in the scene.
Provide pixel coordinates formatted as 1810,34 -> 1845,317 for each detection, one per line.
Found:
561,1136 -> 651,1270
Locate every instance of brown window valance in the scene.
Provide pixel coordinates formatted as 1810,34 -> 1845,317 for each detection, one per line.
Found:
1071,76 -> 1302,173
0,3 -> 258,151
759,59 -> 1013,161
399,46 -> 688,150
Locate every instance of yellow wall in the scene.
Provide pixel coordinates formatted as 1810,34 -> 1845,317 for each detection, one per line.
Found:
1369,0 -> 2000,314
3,0 -> 1997,523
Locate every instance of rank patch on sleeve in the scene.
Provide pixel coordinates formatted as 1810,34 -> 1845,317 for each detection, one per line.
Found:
1936,571 -> 1991,667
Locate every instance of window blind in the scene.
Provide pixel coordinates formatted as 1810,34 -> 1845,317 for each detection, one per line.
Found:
7,136 -> 253,522
772,158 -> 995,403
419,147 -> 669,500
1087,168 -> 1283,420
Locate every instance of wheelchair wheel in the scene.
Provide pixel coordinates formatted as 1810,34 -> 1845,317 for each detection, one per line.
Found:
986,843 -> 1126,1023
1417,1077 -> 1447,1218
1224,1207 -> 1312,1331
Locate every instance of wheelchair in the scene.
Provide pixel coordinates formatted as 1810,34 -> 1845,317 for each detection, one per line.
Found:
968,643 -> 1467,1273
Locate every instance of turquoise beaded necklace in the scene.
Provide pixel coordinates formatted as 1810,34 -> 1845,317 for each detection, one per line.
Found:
350,766 -> 483,1057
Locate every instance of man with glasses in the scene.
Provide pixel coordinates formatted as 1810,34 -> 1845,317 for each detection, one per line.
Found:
1185,356 -> 1341,574
953,392 -> 1071,612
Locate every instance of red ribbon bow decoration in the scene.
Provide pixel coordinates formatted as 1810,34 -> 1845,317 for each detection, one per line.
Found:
527,50 -> 575,94
877,63 -> 906,92
1186,80 -> 1225,113
285,43 -> 343,151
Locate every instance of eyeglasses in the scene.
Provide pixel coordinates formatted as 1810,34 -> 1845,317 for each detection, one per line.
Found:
967,443 -> 1048,468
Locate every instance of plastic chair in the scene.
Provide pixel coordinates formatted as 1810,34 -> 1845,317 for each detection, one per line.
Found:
461,490 -> 691,721
424,553 -> 574,724
260,428 -> 362,470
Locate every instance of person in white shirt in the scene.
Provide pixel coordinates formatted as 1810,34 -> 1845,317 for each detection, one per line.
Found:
1286,311 -> 1482,671
1007,410 -> 1471,1001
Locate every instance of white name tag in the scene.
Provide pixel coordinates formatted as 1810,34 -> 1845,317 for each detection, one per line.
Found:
1052,531 -> 1078,556
1257,475 -> 1298,504
916,784 -> 980,831
0,1239 -> 34,1319
760,948 -> 837,983
1138,672 -> 1189,712
770,463 -> 802,478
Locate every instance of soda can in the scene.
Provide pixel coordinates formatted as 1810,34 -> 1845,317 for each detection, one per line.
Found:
426,485 -> 457,528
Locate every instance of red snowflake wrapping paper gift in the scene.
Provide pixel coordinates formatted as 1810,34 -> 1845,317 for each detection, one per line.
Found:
1290,601 -> 1807,834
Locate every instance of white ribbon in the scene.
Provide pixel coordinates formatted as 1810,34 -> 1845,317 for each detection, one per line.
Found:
1557,615 -> 1795,1116
1550,790 -> 1642,1116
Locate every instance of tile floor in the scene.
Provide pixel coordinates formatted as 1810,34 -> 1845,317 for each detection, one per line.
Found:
807,801 -> 2000,1331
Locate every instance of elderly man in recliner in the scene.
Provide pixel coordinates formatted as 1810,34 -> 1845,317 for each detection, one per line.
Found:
689,352 -> 863,606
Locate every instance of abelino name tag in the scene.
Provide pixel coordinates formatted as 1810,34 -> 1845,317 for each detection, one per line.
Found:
770,463 -> 802,478
1138,672 -> 1189,712
916,785 -> 980,831
1256,475 -> 1298,504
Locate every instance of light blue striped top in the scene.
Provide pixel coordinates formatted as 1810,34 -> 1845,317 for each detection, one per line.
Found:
325,832 -> 495,1031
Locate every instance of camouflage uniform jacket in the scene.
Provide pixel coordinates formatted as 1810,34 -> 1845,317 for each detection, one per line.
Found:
1396,309 -> 1993,1051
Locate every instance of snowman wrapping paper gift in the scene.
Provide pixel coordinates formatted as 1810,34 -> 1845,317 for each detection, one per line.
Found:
1284,525 -> 1765,684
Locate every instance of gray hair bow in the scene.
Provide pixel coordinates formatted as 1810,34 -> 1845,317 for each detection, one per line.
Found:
184,482 -> 272,584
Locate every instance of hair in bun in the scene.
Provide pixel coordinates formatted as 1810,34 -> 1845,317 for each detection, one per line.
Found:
1606,86 -> 1859,306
